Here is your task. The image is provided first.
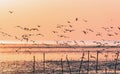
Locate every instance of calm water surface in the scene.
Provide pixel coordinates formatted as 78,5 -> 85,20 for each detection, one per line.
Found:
0,47 -> 119,61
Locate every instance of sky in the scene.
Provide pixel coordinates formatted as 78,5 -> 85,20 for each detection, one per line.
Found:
0,0 -> 120,43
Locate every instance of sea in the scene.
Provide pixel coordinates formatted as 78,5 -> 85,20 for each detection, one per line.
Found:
0,47 -> 119,74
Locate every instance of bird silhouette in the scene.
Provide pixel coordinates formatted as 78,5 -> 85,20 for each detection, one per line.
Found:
114,32 -> 118,35
52,31 -> 58,33
36,33 -> 44,37
107,33 -> 114,36
82,30 -> 88,34
86,28 -> 94,32
117,27 -> 120,30
37,25 -> 41,27
30,28 -> 39,31
69,25 -> 72,28
57,34 -> 69,38
75,18 -> 78,21
82,19 -> 87,22
9,11 -> 13,14
67,21 -> 71,23
56,24 -> 65,28
64,29 -> 75,32
96,32 -> 102,37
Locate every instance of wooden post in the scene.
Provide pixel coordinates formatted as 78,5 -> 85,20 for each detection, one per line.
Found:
96,51 -> 99,74
66,55 -> 72,74
114,51 -> 119,74
61,58 -> 64,74
87,51 -> 90,74
33,56 -> 35,74
43,52 -> 46,74
79,52 -> 84,74
105,51 -> 108,74
52,69 -> 55,74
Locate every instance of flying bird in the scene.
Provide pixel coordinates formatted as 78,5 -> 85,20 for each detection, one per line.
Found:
57,34 -> 69,38
9,11 -> 13,14
82,30 -> 88,34
82,19 -> 87,22
69,25 -> 72,28
37,25 -> 41,27
64,29 -> 75,32
86,28 -> 94,32
107,33 -> 114,36
75,18 -> 78,21
114,32 -> 118,35
96,32 -> 102,36
67,21 -> 71,23
36,33 -> 44,37
117,27 -> 120,30
30,28 -> 39,31
52,31 -> 58,33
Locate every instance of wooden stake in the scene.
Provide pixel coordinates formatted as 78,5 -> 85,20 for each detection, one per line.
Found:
61,58 -> 64,74
96,51 -> 99,74
33,56 -> 35,74
87,51 -> 90,74
66,55 -> 72,74
114,51 -> 119,74
43,52 -> 46,74
79,52 -> 84,74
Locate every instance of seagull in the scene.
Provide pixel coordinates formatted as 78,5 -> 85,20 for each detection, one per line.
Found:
64,29 -> 75,32
96,32 -> 102,36
82,30 -> 88,34
86,28 -> 94,32
117,27 -> 120,30
67,21 -> 71,23
56,24 -> 65,28
52,31 -> 58,33
114,32 -> 118,35
57,34 -> 69,38
107,33 -> 114,36
36,33 -> 44,37
82,19 -> 87,22
75,18 -> 78,21
30,28 -> 39,31
69,25 -> 72,28
37,25 -> 41,27
9,11 -> 13,13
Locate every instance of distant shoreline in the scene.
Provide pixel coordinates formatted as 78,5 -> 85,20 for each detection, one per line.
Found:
0,44 -> 120,48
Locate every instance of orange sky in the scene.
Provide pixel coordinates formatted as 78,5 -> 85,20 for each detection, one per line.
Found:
0,0 -> 120,43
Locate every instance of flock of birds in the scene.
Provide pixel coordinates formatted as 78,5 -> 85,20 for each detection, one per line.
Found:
0,17 -> 120,47
0,11 -> 120,67
0,11 -> 120,48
